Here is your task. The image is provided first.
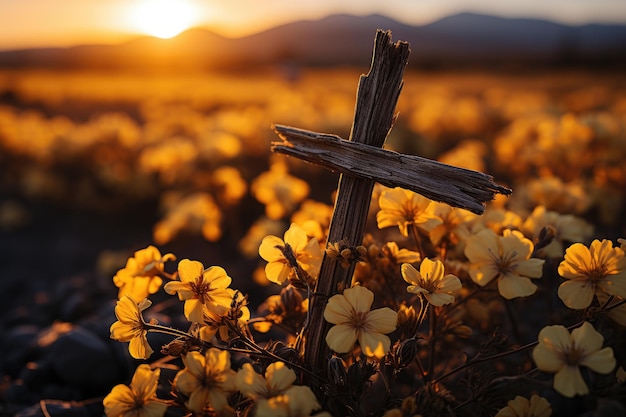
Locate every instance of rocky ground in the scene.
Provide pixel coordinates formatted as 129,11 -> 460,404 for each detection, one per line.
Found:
0,192 -> 264,416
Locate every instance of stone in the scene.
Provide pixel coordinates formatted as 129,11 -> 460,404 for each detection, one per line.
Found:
47,326 -> 121,395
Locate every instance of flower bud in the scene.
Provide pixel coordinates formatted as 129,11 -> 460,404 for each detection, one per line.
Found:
267,341 -> 300,364
453,324 -> 472,339
394,337 -> 419,368
368,243 -> 380,258
280,285 -> 303,313
327,356 -> 348,388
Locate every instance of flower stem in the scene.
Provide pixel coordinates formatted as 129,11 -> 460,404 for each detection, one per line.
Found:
145,323 -> 195,339
410,224 -> 425,260
433,319 -> 588,384
427,304 -> 437,381
433,338 -> 537,385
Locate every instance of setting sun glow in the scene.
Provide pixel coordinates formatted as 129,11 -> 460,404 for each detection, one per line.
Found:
129,0 -> 198,39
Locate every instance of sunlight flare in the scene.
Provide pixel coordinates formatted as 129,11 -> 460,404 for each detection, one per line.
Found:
129,0 -> 198,39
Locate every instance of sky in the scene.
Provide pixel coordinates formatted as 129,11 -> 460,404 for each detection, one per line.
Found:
1,0 -> 626,50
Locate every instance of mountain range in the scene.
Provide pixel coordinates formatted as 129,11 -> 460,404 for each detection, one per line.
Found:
1,12 -> 625,70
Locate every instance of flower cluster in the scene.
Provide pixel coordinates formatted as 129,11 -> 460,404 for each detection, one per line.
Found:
98,71 -> 626,417
104,177 -> 626,417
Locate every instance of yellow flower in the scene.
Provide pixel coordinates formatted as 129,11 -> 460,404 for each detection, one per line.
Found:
284,385 -> 321,417
258,223 -> 323,285
557,239 -> 626,310
251,160 -> 310,220
199,291 -> 251,343
236,361 -> 296,401
471,208 -> 523,235
401,258 -> 462,306
324,285 -> 397,358
212,166 -> 248,206
532,322 -> 616,397
494,395 -> 551,417
376,187 -> 442,237
426,202 -> 476,246
291,199 -> 334,242
152,192 -> 223,244
254,385 -> 321,417
383,241 -> 421,264
113,245 -> 175,302
103,364 -> 167,417
110,296 -> 153,360
236,361 -> 319,417
173,348 -> 237,413
163,259 -> 234,323
522,205 -> 593,258
465,229 -> 545,299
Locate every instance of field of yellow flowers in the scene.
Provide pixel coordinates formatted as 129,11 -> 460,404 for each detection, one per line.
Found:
0,67 -> 625,417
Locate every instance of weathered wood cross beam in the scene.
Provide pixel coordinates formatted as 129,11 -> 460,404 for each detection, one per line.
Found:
271,30 -> 511,382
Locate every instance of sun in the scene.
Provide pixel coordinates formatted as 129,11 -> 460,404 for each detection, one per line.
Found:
129,0 -> 198,39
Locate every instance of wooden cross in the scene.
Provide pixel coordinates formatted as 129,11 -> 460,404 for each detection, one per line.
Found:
271,30 -> 510,382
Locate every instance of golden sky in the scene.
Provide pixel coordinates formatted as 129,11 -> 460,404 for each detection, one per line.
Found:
1,0 -> 625,50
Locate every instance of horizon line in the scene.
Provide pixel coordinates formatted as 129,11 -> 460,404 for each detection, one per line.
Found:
2,10 -> 626,53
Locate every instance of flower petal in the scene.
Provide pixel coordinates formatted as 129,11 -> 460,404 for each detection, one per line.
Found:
142,401 -> 167,417
186,387 -> 211,413
420,258 -> 442,281
103,384 -> 135,415
469,263 -> 499,286
128,332 -> 153,359
599,272 -> 626,298
203,266 -> 232,288
343,286 -> 373,314
184,299 -> 204,323
464,229 -> 499,263
553,366 -> 588,397
407,285 -> 428,296
558,243 -> 592,280
439,274 -> 462,294
259,236 -> 286,262
266,361 -> 296,393
365,308 -> 397,334
324,294 -> 355,324
571,321 -> 604,352
557,280 -> 594,309
581,347 -> 616,374
498,274 -> 537,299
285,385 -> 321,417
131,364 -> 159,397
532,344 -> 564,373
236,363 -> 267,399
358,331 -> 391,359
115,296 -> 145,323
502,230 -> 533,260
326,324 -> 357,353
206,288 -> 235,311
163,281 -> 194,299
425,292 -> 455,306
110,321 -> 136,342
515,258 -> 545,278
178,259 -> 204,283
284,223 -> 308,253
401,263 -> 421,286
265,261 -> 290,285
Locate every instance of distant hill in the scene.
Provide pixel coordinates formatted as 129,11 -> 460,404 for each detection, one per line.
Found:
1,12 -> 625,70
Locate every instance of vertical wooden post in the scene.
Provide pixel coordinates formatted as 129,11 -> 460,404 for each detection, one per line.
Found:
302,30 -> 410,381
